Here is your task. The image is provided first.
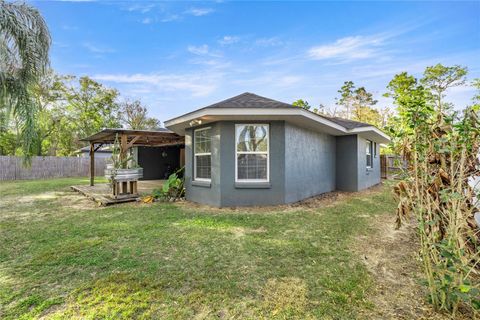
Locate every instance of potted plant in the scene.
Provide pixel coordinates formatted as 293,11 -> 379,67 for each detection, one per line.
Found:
105,134 -> 143,192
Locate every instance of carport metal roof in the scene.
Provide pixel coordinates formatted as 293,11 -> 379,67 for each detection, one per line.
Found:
80,128 -> 184,147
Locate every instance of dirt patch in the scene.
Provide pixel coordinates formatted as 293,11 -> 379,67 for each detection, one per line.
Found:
354,213 -> 472,319
261,277 -> 308,316
175,183 -> 386,214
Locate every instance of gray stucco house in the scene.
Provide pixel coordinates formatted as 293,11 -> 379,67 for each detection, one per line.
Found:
164,93 -> 390,207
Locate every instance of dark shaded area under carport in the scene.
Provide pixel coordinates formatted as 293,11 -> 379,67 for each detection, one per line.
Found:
137,146 -> 183,180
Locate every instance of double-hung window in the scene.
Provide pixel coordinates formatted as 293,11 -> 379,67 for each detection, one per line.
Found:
366,140 -> 373,168
235,124 -> 269,182
194,127 -> 211,181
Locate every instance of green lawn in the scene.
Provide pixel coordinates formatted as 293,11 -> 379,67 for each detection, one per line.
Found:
0,178 -> 396,319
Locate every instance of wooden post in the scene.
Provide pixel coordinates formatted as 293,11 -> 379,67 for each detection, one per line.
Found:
89,142 -> 95,186
120,134 -> 128,164
120,134 -> 128,194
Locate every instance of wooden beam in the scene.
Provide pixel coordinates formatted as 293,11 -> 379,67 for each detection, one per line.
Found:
94,143 -> 104,152
89,143 -> 95,186
126,135 -> 141,149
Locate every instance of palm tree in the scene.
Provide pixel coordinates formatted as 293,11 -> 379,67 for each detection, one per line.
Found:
0,0 -> 51,159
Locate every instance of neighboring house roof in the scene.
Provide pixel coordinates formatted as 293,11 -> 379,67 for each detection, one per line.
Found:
164,92 -> 390,144
76,145 -> 112,154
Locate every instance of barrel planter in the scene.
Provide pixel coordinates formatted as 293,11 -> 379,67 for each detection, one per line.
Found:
105,164 -> 143,181
105,164 -> 143,198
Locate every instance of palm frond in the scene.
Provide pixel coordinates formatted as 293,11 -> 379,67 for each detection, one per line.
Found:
0,0 -> 51,161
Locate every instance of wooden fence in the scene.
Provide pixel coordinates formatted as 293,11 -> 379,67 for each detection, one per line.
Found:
380,154 -> 408,179
0,156 -> 106,181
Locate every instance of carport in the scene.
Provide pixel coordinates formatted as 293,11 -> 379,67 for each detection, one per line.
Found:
80,128 -> 185,186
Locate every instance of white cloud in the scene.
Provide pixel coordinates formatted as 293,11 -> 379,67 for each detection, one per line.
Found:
126,3 -> 155,13
161,14 -> 180,23
185,8 -> 214,16
255,37 -> 283,47
141,18 -> 152,24
93,73 -> 220,97
188,44 -> 209,55
187,45 -> 222,58
308,35 -> 385,61
219,36 -> 240,45
82,42 -> 115,54
233,73 -> 302,88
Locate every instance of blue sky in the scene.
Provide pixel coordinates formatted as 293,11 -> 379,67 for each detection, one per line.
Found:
33,0 -> 480,123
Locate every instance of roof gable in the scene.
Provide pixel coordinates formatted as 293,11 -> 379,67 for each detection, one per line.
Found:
206,92 -> 293,109
182,92 -> 372,129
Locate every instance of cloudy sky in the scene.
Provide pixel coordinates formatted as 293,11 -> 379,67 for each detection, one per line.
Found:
33,1 -> 480,124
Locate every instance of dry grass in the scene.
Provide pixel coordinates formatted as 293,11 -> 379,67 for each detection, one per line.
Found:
354,204 -> 475,319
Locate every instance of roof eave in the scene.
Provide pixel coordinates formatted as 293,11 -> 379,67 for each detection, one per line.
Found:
164,107 -> 390,142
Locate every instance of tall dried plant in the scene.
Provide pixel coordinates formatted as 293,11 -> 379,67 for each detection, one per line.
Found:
387,66 -> 480,315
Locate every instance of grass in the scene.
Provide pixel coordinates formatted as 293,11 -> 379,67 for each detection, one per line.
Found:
0,178 -> 397,319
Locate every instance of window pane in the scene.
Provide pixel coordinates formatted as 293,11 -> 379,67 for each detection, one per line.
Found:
236,125 -> 268,152
195,155 -> 211,179
237,154 -> 267,180
366,141 -> 371,155
366,155 -> 372,167
194,129 -> 211,153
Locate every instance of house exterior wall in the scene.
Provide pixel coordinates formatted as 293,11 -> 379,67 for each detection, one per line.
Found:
335,135 -> 381,192
185,122 -> 382,207
184,123 -> 222,207
335,135 -> 358,191
356,136 -> 381,190
218,121 -> 285,207
284,123 -> 336,203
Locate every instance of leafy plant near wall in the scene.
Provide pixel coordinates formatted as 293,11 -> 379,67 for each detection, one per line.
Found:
152,167 -> 185,202
387,64 -> 480,315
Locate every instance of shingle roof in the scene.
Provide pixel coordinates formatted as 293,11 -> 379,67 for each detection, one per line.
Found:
203,92 -> 372,130
323,117 -> 371,129
206,92 -> 293,109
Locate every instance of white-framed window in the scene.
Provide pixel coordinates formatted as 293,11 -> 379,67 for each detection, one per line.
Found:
235,124 -> 269,182
366,140 -> 373,168
194,127 -> 211,181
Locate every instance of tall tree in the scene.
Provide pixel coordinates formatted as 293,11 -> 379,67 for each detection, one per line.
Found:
64,76 -> 120,138
119,99 -> 161,130
0,0 -> 51,159
351,86 -> 378,123
421,64 -> 467,115
335,81 -> 355,119
50,76 -> 121,155
292,99 -> 311,110
30,70 -> 67,155
335,81 -> 386,127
